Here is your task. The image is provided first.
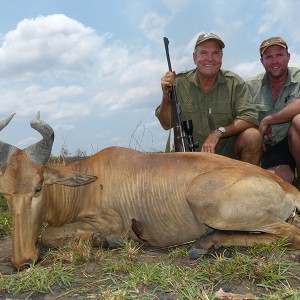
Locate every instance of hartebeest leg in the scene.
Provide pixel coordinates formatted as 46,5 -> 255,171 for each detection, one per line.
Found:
42,220 -> 126,249
199,230 -> 279,249
42,222 -> 97,247
188,230 -> 279,260
258,220 -> 300,248
188,221 -> 300,260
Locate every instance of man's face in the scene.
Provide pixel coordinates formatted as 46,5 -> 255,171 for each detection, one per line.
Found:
260,45 -> 290,79
193,40 -> 223,79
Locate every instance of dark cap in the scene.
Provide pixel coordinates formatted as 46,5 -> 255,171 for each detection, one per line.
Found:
260,36 -> 288,55
194,33 -> 225,49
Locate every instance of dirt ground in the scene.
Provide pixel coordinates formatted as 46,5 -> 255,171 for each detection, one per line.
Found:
0,235 -> 300,300
0,236 -> 13,275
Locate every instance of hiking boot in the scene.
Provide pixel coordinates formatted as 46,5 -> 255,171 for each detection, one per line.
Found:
292,177 -> 300,191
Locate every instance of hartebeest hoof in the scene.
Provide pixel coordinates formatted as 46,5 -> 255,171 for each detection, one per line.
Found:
106,235 -> 125,248
92,233 -> 125,248
188,245 -> 208,260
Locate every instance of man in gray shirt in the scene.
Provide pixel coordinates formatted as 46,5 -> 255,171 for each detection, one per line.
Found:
247,36 -> 300,189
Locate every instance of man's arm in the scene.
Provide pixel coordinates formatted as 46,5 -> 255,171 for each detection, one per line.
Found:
201,119 -> 257,153
259,99 -> 300,136
155,71 -> 176,130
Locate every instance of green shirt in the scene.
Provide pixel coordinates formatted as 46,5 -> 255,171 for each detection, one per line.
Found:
156,68 -> 258,152
247,67 -> 300,146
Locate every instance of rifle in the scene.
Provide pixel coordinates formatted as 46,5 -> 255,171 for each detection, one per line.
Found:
163,37 -> 186,152
163,37 -> 198,152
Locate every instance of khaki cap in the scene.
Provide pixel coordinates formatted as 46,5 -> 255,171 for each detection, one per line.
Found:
260,36 -> 288,55
195,32 -> 225,49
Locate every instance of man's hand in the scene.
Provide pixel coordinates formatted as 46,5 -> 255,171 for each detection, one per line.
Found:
201,130 -> 222,153
259,118 -> 272,141
161,71 -> 176,95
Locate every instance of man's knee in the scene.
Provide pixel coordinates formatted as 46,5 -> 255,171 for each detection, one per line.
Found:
289,114 -> 300,136
235,128 -> 262,165
237,128 -> 263,148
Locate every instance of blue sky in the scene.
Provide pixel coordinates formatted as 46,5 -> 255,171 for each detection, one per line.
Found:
1,0 -> 300,156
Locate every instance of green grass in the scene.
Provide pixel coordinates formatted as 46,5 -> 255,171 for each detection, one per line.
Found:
0,238 -> 299,299
0,194 -> 11,237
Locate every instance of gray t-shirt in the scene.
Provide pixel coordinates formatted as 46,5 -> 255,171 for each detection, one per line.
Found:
247,67 -> 300,146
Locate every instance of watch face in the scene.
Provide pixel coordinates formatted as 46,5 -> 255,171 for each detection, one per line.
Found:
218,127 -> 226,133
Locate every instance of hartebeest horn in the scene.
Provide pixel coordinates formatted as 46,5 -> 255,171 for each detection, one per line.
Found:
25,111 -> 54,164
0,113 -> 18,168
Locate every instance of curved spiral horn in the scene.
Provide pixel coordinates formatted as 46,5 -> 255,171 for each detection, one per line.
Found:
0,113 -> 18,168
25,111 -> 54,164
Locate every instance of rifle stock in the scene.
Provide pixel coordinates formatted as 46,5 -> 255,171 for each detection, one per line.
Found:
163,37 -> 186,152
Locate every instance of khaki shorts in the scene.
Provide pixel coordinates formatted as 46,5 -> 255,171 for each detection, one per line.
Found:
215,136 -> 238,160
261,137 -> 295,170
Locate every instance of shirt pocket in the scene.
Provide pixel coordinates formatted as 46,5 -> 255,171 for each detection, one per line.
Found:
255,102 -> 273,112
180,102 -> 196,113
209,103 -> 233,128
255,103 -> 273,120
180,103 -> 199,122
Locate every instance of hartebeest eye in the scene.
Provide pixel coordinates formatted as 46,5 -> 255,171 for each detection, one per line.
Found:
34,186 -> 42,195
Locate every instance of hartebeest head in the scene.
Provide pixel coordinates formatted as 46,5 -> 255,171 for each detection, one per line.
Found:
0,112 -> 54,269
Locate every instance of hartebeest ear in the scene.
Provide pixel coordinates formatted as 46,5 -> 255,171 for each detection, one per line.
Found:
44,166 -> 97,186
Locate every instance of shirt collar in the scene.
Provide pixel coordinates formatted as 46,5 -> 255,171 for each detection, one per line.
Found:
188,68 -> 226,87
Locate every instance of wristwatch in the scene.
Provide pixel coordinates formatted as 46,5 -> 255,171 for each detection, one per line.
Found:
217,127 -> 226,134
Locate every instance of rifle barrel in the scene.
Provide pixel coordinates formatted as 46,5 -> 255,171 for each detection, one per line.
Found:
163,37 -> 186,152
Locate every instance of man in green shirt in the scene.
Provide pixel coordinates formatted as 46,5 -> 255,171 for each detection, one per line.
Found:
247,36 -> 300,188
156,32 -> 262,165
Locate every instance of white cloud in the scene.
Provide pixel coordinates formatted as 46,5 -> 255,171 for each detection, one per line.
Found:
140,12 -> 169,42
15,136 -> 38,149
0,14 -> 164,125
162,0 -> 190,14
139,0 -> 190,42
0,13 -> 166,155
259,0 -> 300,42
0,14 -> 99,78
232,61 -> 264,80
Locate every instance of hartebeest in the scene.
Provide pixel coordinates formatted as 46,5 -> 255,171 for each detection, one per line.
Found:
0,112 -> 299,270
